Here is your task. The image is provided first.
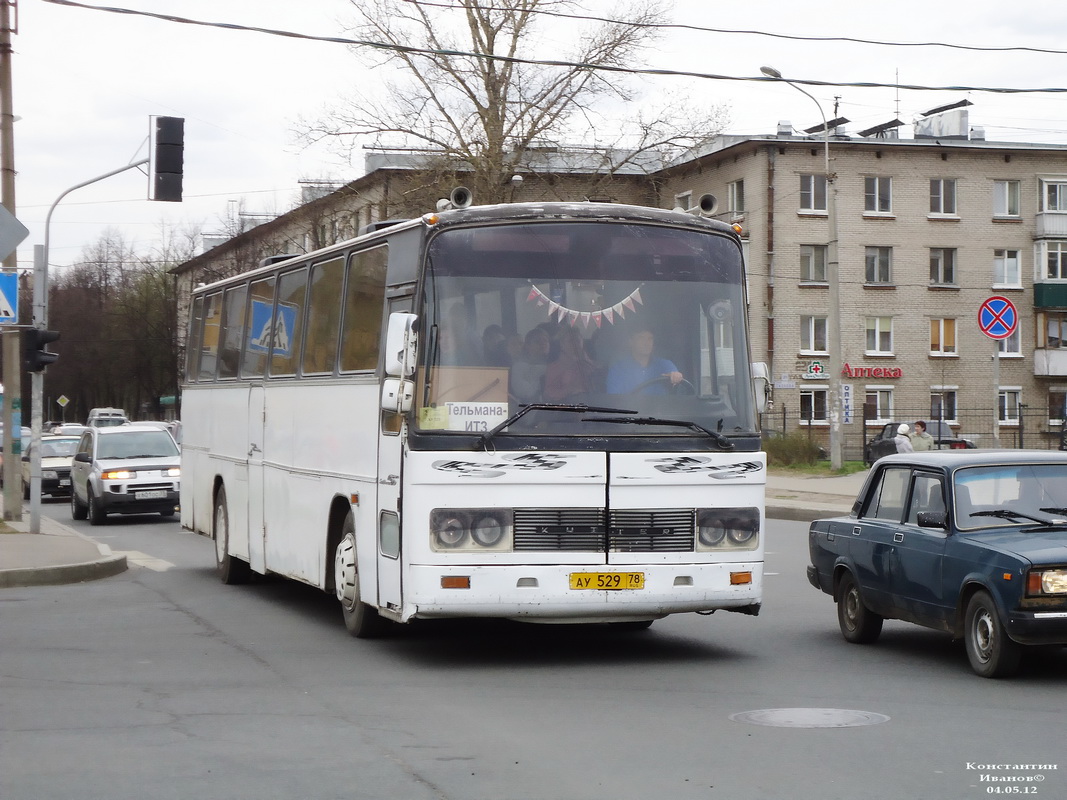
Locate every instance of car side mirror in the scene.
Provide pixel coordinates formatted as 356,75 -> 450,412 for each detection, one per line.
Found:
74,452 -> 90,463
917,511 -> 947,529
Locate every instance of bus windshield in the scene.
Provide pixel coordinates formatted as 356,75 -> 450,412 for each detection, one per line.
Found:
415,220 -> 755,439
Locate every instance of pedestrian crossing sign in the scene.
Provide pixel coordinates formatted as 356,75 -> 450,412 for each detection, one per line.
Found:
0,272 -> 17,324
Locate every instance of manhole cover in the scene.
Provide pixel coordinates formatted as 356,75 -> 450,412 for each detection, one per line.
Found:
730,708 -> 890,728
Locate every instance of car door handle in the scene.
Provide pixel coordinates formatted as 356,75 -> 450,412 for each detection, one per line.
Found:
893,532 -> 905,543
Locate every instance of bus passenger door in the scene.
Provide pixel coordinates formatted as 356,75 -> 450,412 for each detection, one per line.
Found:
376,297 -> 410,613
246,385 -> 266,573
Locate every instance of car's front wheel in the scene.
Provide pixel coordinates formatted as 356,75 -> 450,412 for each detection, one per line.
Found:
837,572 -> 883,644
964,590 -> 1022,678
87,487 -> 107,526
70,485 -> 88,520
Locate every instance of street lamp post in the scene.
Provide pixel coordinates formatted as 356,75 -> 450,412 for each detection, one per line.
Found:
760,66 -> 843,469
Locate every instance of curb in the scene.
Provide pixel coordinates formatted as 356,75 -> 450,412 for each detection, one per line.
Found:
0,551 -> 128,588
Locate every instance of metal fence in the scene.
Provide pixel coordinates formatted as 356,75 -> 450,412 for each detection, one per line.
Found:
763,404 -> 1067,463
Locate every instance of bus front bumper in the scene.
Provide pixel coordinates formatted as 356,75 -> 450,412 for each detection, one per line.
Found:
404,561 -> 763,622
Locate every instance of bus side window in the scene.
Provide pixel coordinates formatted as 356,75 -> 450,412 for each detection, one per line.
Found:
340,246 -> 388,372
242,276 -> 276,378
217,284 -> 248,380
184,295 -> 205,383
270,267 -> 309,377
302,256 -> 345,375
198,292 -> 223,382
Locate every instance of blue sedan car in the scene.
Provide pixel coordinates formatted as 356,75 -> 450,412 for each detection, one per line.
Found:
807,451 -> 1067,678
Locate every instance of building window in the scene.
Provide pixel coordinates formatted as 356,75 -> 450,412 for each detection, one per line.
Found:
864,176 -> 892,214
998,328 -> 1021,356
931,390 -> 958,422
865,316 -> 893,355
1048,389 -> 1067,425
930,248 -> 957,285
865,246 -> 892,284
1042,179 -> 1067,212
865,388 -> 893,423
994,180 -> 1021,217
800,315 -> 828,354
800,174 -> 827,212
930,318 -> 957,355
1038,312 -> 1067,348
993,249 -> 1021,287
727,181 -> 745,214
999,389 -> 1021,424
800,245 -> 828,282
1045,241 -> 1067,279
800,388 -> 828,424
930,179 -> 957,215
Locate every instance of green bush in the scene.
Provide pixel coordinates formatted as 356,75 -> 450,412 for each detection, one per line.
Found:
762,433 -> 824,467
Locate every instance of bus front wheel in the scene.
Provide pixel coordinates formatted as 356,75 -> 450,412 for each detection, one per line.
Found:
214,486 -> 250,585
334,513 -> 388,638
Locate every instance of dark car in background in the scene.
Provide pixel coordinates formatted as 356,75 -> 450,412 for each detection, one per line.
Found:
807,451 -> 1067,677
864,420 -> 975,465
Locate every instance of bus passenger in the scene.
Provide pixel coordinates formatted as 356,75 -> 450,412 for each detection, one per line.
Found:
510,327 -> 551,402
544,327 -> 601,401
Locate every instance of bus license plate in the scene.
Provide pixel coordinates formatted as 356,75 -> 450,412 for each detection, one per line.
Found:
569,572 -> 644,590
138,490 -> 167,500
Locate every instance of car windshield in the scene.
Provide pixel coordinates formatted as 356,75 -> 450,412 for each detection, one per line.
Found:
96,430 -> 178,460
39,438 -> 79,458
414,220 -> 756,442
954,463 -> 1067,530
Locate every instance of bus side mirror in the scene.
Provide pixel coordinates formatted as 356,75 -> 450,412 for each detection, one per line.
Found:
382,378 -> 414,413
751,361 -> 770,414
384,312 -> 418,377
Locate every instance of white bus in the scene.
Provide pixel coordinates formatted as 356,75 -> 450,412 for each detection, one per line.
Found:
181,195 -> 769,637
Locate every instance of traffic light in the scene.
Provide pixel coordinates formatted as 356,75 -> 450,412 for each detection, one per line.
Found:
149,116 -> 184,202
21,329 -> 59,372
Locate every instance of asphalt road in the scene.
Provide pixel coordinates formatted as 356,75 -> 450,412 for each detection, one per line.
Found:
2,508 -> 1064,800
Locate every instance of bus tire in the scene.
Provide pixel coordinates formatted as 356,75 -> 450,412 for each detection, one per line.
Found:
214,486 -> 250,585
335,512 -> 389,638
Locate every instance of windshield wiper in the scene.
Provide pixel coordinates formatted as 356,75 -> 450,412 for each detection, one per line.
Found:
969,508 -> 1063,526
583,416 -> 735,451
478,403 -> 637,451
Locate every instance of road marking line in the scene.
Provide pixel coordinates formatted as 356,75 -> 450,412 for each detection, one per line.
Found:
115,551 -> 174,572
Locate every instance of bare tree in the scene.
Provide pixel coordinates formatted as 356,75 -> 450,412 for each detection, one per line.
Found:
299,0 -> 728,208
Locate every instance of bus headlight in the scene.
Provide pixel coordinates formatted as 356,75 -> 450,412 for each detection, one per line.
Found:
431,509 -> 513,552
696,507 -> 760,551
1027,568 -> 1067,595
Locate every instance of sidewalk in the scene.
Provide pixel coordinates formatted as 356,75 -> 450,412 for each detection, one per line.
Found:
0,469 -> 863,589
0,497 -> 127,588
765,468 -> 868,522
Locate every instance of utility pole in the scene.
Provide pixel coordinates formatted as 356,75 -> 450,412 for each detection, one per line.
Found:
0,0 -> 21,521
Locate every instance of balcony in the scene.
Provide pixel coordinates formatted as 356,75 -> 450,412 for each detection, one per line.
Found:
1036,212 -> 1067,238
1034,282 -> 1067,308
1034,348 -> 1067,376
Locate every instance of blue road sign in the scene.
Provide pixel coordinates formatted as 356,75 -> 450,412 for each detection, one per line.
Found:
0,271 -> 17,324
978,295 -> 1018,340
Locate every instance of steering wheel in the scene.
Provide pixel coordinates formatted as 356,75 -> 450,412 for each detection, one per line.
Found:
627,376 -> 697,396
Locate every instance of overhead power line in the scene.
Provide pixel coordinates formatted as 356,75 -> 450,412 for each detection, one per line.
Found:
408,0 -> 1067,56
40,0 -> 1067,95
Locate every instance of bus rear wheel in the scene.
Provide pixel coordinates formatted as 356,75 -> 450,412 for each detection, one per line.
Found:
334,513 -> 389,638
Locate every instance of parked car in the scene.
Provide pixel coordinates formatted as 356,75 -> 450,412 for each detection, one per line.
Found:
864,420 -> 975,465
70,426 -> 180,525
807,450 -> 1067,678
20,434 -> 80,499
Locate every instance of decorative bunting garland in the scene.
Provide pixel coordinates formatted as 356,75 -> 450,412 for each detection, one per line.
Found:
525,284 -> 643,328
